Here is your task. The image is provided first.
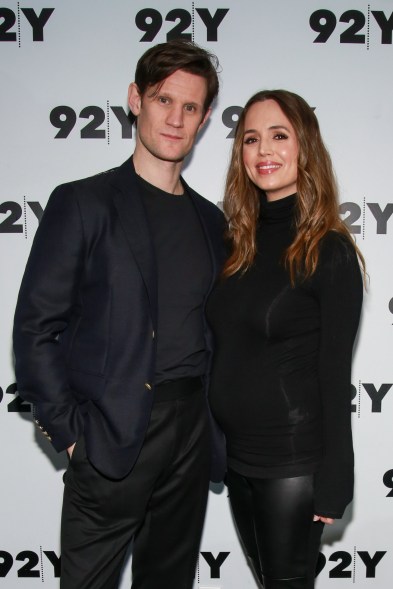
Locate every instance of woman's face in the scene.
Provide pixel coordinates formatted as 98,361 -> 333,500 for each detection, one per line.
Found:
242,99 -> 299,201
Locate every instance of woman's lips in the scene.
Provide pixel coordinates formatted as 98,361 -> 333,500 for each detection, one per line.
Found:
256,161 -> 281,175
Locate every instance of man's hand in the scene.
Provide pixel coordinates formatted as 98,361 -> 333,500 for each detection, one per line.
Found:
67,443 -> 76,458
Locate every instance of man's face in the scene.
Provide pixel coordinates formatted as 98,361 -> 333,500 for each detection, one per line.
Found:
128,69 -> 211,165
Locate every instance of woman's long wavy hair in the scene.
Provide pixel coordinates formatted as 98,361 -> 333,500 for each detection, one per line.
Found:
223,89 -> 365,283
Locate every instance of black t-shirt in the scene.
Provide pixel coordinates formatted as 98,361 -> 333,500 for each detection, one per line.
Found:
138,176 -> 212,384
207,193 -> 363,518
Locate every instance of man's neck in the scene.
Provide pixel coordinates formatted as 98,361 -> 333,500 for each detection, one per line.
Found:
132,149 -> 184,196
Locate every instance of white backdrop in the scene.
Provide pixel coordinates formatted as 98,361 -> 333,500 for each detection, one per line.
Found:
1,0 -> 393,587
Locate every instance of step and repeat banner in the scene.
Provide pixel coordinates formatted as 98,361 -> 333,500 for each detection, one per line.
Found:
1,0 -> 392,587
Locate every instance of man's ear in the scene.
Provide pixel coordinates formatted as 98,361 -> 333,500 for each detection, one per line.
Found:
128,83 -> 142,116
198,106 -> 212,132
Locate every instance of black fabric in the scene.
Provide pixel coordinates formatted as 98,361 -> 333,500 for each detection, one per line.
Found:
154,376 -> 203,400
138,176 -> 211,384
61,385 -> 210,589
207,192 -> 363,517
227,469 -> 324,589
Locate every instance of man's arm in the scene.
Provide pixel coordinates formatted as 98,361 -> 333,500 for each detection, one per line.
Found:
13,183 -> 86,452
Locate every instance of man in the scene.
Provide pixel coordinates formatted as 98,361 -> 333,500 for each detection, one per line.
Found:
13,39 -> 226,589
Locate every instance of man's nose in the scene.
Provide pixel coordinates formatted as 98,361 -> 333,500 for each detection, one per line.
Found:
166,105 -> 184,128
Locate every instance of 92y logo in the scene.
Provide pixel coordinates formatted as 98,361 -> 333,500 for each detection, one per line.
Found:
0,200 -> 43,235
135,7 -> 229,42
309,8 -> 393,45
389,298 -> 393,318
340,201 -> 393,236
318,549 -> 386,579
0,549 -> 60,578
351,383 -> 392,415
383,469 -> 393,497
0,383 -> 31,412
0,7 -> 54,42
49,105 -> 133,140
199,552 -> 229,578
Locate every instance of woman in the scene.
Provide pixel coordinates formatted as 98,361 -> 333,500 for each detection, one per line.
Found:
207,90 -> 365,589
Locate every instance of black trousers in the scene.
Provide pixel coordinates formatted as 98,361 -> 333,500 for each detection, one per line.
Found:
61,378 -> 210,589
227,469 -> 324,589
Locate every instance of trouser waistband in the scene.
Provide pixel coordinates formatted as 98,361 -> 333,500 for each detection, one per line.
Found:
154,376 -> 204,402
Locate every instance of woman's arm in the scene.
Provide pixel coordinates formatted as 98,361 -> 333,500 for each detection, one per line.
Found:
312,232 -> 363,519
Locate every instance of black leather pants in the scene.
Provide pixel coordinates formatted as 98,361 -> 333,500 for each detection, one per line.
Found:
227,469 -> 324,589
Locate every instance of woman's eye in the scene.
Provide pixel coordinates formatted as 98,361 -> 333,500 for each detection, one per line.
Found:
244,137 -> 257,144
274,133 -> 288,140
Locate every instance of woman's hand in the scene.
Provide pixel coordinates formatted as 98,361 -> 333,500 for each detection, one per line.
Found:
67,443 -> 76,458
313,514 -> 334,525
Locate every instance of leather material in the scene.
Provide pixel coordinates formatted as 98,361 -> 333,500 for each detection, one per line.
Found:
227,470 -> 324,589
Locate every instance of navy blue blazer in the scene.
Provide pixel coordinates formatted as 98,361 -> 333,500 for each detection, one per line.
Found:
13,157 -> 227,480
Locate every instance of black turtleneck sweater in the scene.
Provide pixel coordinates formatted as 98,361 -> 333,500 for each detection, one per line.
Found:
207,193 -> 363,518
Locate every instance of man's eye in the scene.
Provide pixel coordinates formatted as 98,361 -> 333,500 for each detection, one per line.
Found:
185,105 -> 196,112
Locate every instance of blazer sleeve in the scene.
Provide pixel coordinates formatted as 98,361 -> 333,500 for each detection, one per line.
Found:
13,183 -> 86,452
312,233 -> 363,518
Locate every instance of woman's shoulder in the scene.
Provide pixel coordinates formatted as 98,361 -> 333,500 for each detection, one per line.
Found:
312,230 -> 363,291
310,230 -> 364,310
319,230 -> 358,264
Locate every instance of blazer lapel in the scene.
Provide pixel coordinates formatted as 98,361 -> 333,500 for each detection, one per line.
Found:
185,181 -> 223,289
110,158 -> 158,328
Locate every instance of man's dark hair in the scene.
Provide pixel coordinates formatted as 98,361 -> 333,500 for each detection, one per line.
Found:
134,39 -> 220,114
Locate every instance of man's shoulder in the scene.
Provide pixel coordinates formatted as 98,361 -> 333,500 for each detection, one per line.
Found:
47,160 -> 135,216
57,161 -> 127,194
184,183 -> 224,219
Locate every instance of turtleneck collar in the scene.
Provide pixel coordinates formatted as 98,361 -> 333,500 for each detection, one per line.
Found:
259,192 -> 296,224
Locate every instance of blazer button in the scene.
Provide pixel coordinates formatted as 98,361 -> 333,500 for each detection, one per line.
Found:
152,330 -> 155,339
144,382 -> 152,391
